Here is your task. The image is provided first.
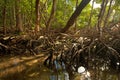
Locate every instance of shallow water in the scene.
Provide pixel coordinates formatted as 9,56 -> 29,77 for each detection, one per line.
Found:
0,55 -> 119,80
22,66 -> 119,80
46,69 -> 120,80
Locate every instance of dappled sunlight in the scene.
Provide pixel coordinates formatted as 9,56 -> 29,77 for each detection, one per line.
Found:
0,54 -> 46,80
0,65 -> 25,78
0,0 -> 120,80
0,57 -> 23,70
0,54 -> 70,80
26,59 -> 39,66
28,72 -> 39,77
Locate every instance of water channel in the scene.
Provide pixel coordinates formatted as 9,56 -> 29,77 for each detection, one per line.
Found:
0,54 -> 119,80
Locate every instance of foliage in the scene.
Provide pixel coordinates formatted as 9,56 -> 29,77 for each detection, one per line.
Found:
0,0 -> 120,32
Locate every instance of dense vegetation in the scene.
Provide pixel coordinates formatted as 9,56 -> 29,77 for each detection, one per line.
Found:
0,0 -> 120,79
0,0 -> 119,34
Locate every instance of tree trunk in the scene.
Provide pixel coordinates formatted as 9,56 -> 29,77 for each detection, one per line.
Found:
46,0 -> 57,31
12,2 -> 16,28
35,0 -> 40,32
104,0 -> 113,27
88,0 -> 95,28
3,0 -> 7,35
74,0 -> 79,32
15,0 -> 23,33
30,0 -> 33,28
97,0 -> 108,38
61,0 -> 90,33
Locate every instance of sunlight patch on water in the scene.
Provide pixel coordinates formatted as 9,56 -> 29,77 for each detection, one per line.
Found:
28,72 -> 39,77
26,60 -> 38,66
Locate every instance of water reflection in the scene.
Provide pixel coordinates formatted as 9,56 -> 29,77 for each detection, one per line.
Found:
50,72 -> 69,80
48,67 -> 119,80
47,60 -> 120,80
49,60 -> 69,80
0,55 -> 119,80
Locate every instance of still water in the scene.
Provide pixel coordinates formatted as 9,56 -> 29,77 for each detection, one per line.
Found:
37,66 -> 120,80
0,55 -> 119,80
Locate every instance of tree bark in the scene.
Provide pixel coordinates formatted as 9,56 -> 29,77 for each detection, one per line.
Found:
88,0 -> 95,28
46,0 -> 57,31
97,0 -> 108,38
61,0 -> 90,33
104,0 -> 113,27
73,0 -> 79,32
3,0 -> 7,35
35,0 -> 40,32
15,0 -> 23,33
